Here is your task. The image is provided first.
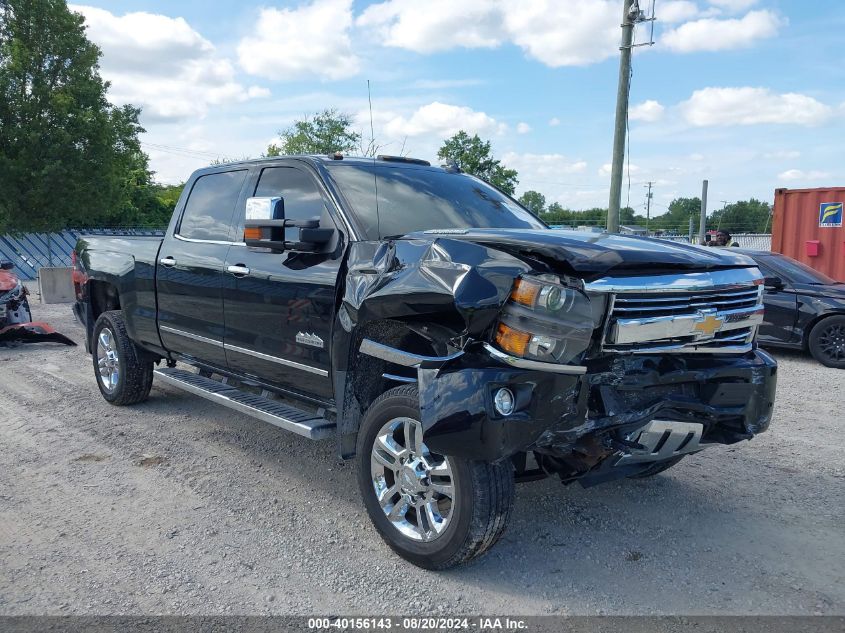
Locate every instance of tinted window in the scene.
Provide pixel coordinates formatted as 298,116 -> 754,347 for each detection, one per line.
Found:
254,167 -> 325,219
761,255 -> 836,285
254,167 -> 330,241
327,164 -> 544,239
179,170 -> 247,241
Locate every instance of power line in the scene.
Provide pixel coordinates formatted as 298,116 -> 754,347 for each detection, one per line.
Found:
143,143 -> 221,160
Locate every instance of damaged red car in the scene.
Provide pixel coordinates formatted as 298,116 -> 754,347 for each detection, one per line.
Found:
0,260 -> 75,346
0,260 -> 32,326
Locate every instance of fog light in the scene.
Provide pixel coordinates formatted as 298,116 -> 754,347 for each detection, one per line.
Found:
493,387 -> 515,416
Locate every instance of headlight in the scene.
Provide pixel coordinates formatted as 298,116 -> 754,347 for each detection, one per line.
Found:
510,275 -> 578,312
493,274 -> 599,364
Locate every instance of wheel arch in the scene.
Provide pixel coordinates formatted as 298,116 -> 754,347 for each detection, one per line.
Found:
334,317 -> 463,459
802,310 -> 845,349
85,279 -> 121,350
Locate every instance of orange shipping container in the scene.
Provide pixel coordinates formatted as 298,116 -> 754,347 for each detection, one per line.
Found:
772,187 -> 845,282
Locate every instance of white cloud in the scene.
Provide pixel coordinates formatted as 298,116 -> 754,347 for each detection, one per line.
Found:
629,100 -> 665,122
662,10 -> 784,53
681,87 -> 832,127
548,117 -> 561,127
516,122 -> 532,134
501,0 -> 619,67
238,0 -> 359,80
358,0 -> 620,67
381,102 -> 505,139
599,163 -> 641,177
503,152 -> 588,180
359,1 -> 781,66
778,169 -> 831,182
689,153 -> 705,161
708,0 -> 759,12
659,1 -> 701,24
357,0 -> 503,53
72,5 -> 267,123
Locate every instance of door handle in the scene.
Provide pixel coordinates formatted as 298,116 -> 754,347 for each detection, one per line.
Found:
159,256 -> 177,267
227,264 -> 250,277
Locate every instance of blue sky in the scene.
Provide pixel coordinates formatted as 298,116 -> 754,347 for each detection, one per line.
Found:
69,0 -> 845,214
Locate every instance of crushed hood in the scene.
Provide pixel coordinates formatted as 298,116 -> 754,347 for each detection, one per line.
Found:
407,229 -> 757,276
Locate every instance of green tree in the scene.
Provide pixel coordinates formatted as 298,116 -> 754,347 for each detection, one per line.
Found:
437,131 -> 518,195
650,197 -> 701,234
0,0 -> 151,233
518,190 -> 546,216
620,206 -> 639,225
154,183 -> 184,212
709,199 -> 772,234
266,109 -> 360,156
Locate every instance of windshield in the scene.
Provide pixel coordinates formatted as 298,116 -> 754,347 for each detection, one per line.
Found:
762,254 -> 837,285
326,163 -> 545,239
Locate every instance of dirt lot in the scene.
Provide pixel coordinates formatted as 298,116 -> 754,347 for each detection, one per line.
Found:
1,300 -> 843,616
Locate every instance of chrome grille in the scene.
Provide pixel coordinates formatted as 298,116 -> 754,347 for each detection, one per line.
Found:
612,286 -> 760,319
586,269 -> 765,355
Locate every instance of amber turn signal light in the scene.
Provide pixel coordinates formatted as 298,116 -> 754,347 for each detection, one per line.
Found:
244,227 -> 262,240
510,278 -> 540,307
495,322 -> 531,357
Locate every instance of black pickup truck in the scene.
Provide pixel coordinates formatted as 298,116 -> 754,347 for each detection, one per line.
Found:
74,155 -> 777,569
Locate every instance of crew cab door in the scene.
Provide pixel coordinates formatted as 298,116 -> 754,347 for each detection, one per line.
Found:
222,164 -> 344,401
156,169 -> 248,367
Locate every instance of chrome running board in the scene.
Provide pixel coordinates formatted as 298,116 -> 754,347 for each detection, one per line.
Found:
154,368 -> 335,440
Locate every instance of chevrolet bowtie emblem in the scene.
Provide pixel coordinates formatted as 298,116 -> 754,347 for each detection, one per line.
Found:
693,313 -> 724,337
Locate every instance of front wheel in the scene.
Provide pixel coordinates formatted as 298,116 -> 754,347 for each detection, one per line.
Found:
808,315 -> 845,369
356,385 -> 514,570
92,310 -> 154,405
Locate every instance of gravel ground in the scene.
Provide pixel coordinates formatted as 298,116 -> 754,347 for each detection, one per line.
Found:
1,299 -> 843,616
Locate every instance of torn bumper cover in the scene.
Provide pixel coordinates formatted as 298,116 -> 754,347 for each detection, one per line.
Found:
409,343 -> 776,469
0,322 -> 77,347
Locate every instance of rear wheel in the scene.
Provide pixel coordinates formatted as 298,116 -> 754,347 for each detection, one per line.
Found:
808,315 -> 845,369
356,385 -> 514,570
92,310 -> 154,405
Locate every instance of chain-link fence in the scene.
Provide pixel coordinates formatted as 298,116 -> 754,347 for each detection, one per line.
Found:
659,234 -> 772,250
1,228 -> 165,280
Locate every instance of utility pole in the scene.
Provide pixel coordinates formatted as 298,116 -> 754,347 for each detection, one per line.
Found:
698,179 -> 708,245
607,0 -> 637,234
644,181 -> 654,232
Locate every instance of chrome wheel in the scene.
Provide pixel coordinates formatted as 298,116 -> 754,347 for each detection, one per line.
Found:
370,417 -> 455,542
818,323 -> 845,362
96,327 -> 120,392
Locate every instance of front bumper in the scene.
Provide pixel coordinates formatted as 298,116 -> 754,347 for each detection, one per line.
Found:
418,344 -> 777,465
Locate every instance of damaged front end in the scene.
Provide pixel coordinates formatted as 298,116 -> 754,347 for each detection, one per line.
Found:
344,234 -> 776,486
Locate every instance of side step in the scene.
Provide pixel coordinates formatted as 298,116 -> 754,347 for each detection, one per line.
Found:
153,368 -> 335,440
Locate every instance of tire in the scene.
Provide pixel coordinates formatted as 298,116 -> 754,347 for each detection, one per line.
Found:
92,310 -> 154,405
808,315 -> 845,369
356,385 -> 514,570
627,456 -> 684,479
